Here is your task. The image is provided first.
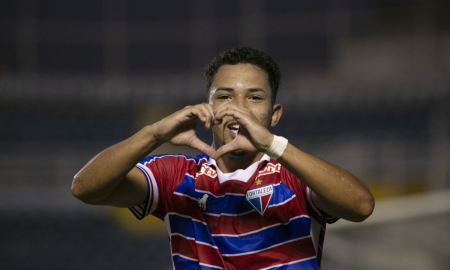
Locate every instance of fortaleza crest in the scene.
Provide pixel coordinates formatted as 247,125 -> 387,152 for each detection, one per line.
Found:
246,184 -> 274,216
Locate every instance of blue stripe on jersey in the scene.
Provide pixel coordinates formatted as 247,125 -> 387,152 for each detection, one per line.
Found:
168,214 -> 217,248
266,182 -> 296,206
174,174 -> 198,200
172,254 -> 199,270
263,257 -> 319,270
174,178 -> 297,216
213,216 -> 311,255
168,214 -> 196,239
199,264 -> 225,270
174,175 -> 249,215
173,255 -> 224,270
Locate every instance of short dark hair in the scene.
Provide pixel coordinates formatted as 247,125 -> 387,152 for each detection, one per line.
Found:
204,47 -> 281,103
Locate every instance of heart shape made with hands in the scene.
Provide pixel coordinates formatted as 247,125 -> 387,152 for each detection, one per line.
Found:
192,124 -> 257,161
162,102 -> 276,160
216,127 -> 259,160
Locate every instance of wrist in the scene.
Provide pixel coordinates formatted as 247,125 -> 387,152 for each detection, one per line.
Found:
265,135 -> 288,160
144,124 -> 165,145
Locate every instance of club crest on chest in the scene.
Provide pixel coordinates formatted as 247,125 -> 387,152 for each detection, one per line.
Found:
246,184 -> 274,216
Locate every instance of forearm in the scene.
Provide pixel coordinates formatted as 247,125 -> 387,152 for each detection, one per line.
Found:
277,143 -> 374,222
71,125 -> 162,204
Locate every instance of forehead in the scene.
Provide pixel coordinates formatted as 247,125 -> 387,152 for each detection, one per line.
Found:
210,64 -> 271,92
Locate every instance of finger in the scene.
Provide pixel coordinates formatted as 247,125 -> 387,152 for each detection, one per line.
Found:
183,106 -> 208,124
214,102 -> 250,119
213,102 -> 241,116
202,103 -> 216,129
195,103 -> 215,129
212,102 -> 240,125
188,137 -> 217,158
205,103 -> 216,127
214,107 -> 250,127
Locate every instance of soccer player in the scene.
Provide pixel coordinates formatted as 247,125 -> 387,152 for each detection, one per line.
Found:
72,47 -> 374,269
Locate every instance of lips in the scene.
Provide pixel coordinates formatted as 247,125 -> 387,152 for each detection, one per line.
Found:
227,122 -> 240,138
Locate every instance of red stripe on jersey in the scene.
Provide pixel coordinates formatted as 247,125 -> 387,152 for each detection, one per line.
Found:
169,194 -> 206,221
223,236 -> 317,270
171,234 -> 226,268
196,242 -> 227,268
171,234 -> 197,260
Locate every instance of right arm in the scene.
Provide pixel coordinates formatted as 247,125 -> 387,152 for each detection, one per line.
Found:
71,103 -> 217,207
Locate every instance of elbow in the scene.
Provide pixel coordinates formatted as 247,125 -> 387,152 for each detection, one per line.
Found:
71,175 -> 97,205
353,194 -> 375,222
71,174 -> 84,198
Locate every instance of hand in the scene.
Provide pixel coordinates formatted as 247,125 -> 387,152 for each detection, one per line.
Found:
152,103 -> 218,158
213,103 -> 274,160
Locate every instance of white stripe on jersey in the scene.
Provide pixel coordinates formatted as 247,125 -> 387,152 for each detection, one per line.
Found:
194,189 -> 245,198
259,256 -> 317,270
268,194 -> 296,208
136,163 -> 159,214
173,191 -> 198,202
199,262 -> 225,270
172,253 -> 199,261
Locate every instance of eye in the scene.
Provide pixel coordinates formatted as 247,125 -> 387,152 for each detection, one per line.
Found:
249,95 -> 263,100
217,95 -> 231,100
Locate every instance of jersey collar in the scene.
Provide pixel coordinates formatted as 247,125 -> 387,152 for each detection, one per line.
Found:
206,154 -> 271,184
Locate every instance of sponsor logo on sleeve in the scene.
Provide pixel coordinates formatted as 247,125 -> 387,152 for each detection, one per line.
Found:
196,164 -> 217,179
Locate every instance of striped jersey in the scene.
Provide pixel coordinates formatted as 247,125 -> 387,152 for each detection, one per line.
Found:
130,153 -> 338,270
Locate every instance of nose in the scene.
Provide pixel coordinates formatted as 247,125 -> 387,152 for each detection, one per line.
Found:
233,94 -> 247,109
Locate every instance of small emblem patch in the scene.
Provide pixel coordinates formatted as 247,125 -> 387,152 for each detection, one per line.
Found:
246,185 -> 273,216
198,194 -> 209,211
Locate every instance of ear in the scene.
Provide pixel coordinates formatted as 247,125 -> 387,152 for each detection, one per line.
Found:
270,104 -> 283,127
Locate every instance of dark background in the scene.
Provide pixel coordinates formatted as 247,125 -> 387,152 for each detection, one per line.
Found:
1,0 -> 449,269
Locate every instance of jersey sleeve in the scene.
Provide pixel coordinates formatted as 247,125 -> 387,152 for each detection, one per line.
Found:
280,166 -> 339,224
306,186 -> 340,224
129,154 -> 199,221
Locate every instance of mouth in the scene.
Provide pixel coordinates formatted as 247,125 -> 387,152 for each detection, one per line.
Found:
227,123 -> 240,135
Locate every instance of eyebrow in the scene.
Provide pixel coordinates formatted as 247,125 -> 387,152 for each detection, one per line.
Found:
215,87 -> 267,93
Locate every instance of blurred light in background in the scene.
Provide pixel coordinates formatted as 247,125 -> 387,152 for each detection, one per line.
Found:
1,0 -> 449,269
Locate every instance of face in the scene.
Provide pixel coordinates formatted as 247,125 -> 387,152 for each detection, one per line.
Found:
209,64 -> 276,156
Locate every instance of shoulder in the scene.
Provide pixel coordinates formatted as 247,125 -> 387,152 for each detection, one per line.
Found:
264,159 -> 307,195
137,153 -> 210,175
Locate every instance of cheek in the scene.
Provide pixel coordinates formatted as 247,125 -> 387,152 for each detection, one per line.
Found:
253,109 -> 271,127
211,125 -> 221,136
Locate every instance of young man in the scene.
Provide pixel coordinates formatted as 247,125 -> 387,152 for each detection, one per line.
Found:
72,47 -> 374,269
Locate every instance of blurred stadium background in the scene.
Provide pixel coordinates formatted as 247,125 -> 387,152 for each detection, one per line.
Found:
1,0 -> 449,269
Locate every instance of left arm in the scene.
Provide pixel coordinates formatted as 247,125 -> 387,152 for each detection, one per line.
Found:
213,103 -> 374,222
277,142 -> 374,222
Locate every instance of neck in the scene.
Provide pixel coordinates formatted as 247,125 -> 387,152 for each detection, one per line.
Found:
215,151 -> 264,173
